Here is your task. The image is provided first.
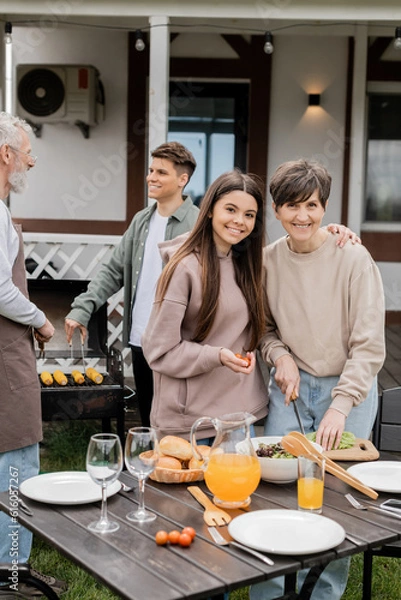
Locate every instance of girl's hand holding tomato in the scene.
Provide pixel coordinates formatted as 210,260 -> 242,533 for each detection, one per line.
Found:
220,349 -> 255,374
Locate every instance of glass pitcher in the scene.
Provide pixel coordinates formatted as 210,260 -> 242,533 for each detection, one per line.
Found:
191,412 -> 261,509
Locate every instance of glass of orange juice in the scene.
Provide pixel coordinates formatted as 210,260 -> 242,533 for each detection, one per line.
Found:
297,455 -> 325,514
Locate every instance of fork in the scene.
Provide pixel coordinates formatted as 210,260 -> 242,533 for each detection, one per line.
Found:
208,526 -> 274,566
187,486 -> 232,526
345,493 -> 368,510
345,494 -> 401,520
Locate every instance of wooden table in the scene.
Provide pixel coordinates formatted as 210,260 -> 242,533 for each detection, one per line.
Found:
1,459 -> 400,600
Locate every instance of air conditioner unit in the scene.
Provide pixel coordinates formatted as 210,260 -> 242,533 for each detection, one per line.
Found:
16,64 -> 105,127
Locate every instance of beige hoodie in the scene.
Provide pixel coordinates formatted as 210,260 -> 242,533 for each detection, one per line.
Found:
142,237 -> 268,439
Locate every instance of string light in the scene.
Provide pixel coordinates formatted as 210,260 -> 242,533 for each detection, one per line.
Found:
4,22 -> 13,114
3,18 -> 401,56
263,31 -> 274,55
4,21 -> 12,44
394,26 -> 401,50
134,29 -> 145,52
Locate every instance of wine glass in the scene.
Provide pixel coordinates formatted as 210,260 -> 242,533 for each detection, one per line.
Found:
124,427 -> 159,522
86,433 -> 123,533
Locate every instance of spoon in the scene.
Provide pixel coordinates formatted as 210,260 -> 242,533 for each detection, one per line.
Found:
281,432 -> 378,500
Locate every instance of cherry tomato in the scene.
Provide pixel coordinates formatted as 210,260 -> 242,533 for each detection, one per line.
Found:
168,530 -> 181,544
235,353 -> 251,367
178,532 -> 192,547
181,526 -> 196,540
155,530 -> 168,546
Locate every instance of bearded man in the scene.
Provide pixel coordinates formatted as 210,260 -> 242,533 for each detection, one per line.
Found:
0,112 -> 66,598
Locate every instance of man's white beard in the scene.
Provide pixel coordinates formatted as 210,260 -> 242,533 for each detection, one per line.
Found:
8,170 -> 28,193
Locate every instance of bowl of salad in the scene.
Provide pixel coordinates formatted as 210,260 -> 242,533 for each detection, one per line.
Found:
251,436 -> 322,484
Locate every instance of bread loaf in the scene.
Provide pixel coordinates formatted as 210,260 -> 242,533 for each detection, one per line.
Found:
188,445 -> 211,469
157,456 -> 182,470
159,435 -> 193,461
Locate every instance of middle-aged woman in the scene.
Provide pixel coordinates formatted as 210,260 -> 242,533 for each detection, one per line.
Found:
251,159 -> 386,600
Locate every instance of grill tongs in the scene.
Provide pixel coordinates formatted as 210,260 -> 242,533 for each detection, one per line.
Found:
37,340 -> 45,359
69,331 -> 87,376
80,332 -> 86,374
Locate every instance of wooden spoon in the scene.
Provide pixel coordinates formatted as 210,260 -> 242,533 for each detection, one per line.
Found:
281,432 -> 378,500
289,431 -> 374,481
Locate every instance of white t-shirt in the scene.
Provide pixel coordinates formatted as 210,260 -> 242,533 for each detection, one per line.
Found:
129,209 -> 168,346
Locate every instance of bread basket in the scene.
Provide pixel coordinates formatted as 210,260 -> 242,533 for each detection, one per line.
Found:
140,450 -> 204,484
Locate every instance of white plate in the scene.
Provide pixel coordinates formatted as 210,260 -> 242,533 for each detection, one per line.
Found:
20,471 -> 121,505
228,510 -> 345,555
347,462 -> 401,493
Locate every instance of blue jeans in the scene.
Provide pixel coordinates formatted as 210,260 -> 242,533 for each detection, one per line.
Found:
251,369 -> 378,600
250,558 -> 351,600
0,444 -> 39,564
264,369 -> 378,439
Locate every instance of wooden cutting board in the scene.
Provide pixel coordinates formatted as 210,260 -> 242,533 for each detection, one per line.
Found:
323,438 -> 379,461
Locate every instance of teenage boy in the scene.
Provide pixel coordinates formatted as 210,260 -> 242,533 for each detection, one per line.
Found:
65,142 -> 198,426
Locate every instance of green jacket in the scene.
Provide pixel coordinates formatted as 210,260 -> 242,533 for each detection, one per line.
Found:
67,196 -> 199,346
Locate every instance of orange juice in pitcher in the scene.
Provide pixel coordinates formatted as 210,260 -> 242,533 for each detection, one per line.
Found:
205,453 -> 261,504
191,412 -> 261,508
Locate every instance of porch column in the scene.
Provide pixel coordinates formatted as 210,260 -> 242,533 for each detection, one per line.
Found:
347,24 -> 368,234
148,15 -> 170,156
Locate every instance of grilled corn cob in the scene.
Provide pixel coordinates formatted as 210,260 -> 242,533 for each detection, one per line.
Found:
85,367 -> 103,384
40,371 -> 53,386
53,369 -> 68,386
71,370 -> 85,385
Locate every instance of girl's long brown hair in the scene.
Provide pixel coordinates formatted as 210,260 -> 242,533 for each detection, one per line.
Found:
155,170 -> 266,350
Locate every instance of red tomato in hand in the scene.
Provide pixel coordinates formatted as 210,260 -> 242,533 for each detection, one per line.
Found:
235,353 -> 251,367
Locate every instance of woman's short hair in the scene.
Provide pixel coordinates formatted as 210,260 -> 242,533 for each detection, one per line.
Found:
270,159 -> 331,208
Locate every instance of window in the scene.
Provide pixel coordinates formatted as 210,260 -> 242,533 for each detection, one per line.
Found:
365,85 -> 401,224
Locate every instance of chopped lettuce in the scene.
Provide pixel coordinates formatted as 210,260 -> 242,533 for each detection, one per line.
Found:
306,431 -> 356,450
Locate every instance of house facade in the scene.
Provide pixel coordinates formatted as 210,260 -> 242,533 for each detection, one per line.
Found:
0,1 -> 400,354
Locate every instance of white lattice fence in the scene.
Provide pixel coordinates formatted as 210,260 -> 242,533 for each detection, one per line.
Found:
23,233 -> 131,370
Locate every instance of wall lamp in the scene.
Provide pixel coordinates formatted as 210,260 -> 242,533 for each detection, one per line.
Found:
308,94 -> 321,107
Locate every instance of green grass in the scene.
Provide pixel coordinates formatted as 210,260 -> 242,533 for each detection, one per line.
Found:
32,422 -> 401,599
32,421 -> 120,599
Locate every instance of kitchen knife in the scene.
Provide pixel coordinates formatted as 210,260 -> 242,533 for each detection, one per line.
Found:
290,390 -> 305,435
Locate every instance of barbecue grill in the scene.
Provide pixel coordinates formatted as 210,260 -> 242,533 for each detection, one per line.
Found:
28,278 -> 126,443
